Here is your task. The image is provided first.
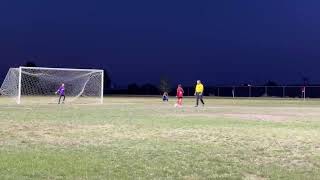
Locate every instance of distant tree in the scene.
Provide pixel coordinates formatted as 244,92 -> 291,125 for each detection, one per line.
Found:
159,76 -> 171,93
24,61 -> 37,67
103,69 -> 111,90
141,83 -> 159,95
128,83 -> 140,94
264,81 -> 278,86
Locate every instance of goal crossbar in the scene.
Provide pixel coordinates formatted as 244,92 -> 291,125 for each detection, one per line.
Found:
20,66 -> 104,72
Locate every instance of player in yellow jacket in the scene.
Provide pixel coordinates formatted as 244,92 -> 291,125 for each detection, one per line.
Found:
194,80 -> 205,107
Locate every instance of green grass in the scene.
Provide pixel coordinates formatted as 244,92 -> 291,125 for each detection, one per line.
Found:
1,97 -> 320,179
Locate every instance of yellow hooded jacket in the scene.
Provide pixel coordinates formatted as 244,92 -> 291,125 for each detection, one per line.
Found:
195,83 -> 204,93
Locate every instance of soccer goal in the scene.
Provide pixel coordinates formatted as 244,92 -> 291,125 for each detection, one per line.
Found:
0,67 -> 104,104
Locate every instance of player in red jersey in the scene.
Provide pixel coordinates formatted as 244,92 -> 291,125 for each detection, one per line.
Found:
176,84 -> 184,107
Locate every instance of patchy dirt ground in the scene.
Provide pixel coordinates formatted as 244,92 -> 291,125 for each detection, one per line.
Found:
1,97 -> 320,179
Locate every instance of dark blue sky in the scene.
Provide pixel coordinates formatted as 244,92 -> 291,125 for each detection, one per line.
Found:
1,0 -> 320,86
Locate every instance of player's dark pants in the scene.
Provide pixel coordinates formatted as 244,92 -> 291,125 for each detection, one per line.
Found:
195,93 -> 204,106
163,96 -> 168,101
58,95 -> 65,104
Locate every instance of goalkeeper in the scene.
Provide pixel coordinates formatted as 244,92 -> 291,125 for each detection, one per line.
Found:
55,83 -> 65,104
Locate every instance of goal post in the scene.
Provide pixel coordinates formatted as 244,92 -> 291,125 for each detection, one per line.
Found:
0,66 -> 104,104
18,67 -> 22,104
101,70 -> 104,104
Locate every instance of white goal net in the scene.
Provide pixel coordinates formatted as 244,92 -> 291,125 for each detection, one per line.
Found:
0,67 -> 104,104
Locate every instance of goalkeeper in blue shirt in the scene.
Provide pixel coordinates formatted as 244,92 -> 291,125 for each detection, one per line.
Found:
55,83 -> 65,104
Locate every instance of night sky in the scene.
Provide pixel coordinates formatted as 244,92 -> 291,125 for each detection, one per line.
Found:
1,0 -> 320,86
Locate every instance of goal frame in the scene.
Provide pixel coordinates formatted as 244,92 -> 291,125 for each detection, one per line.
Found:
16,66 -> 104,104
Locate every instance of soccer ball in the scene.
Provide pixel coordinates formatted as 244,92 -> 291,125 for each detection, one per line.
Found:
174,103 -> 178,107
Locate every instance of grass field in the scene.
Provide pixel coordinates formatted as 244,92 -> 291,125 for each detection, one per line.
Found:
1,97 -> 320,179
